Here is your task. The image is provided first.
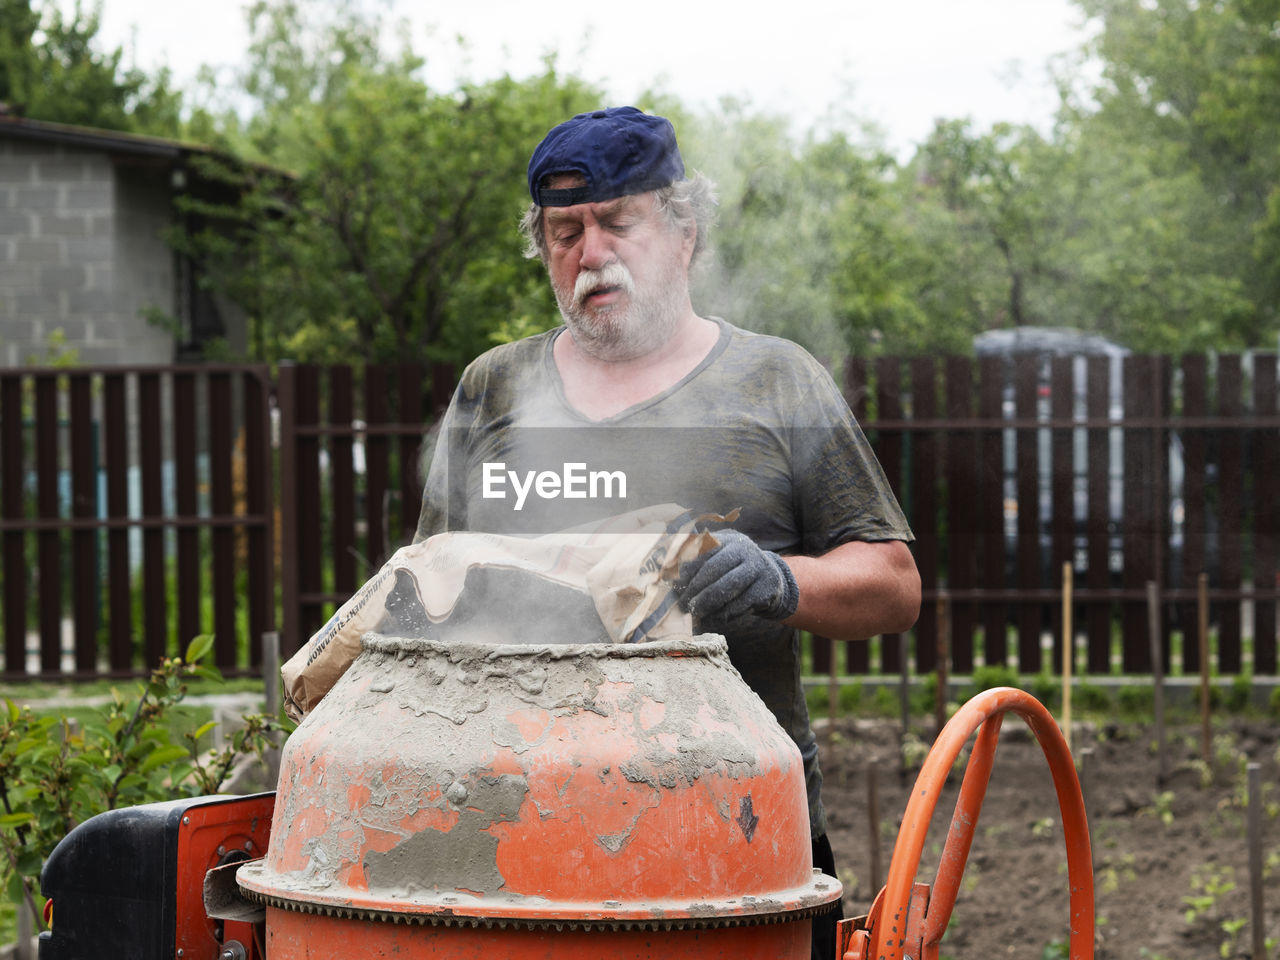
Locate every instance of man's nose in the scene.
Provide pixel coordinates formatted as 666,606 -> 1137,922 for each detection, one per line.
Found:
579,223 -> 614,271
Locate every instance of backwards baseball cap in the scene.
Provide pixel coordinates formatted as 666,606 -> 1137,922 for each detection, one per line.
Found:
527,106 -> 685,207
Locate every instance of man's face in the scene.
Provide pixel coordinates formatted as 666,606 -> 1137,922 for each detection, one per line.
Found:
542,180 -> 694,361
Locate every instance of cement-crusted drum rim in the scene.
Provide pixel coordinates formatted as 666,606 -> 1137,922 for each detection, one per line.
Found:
236,859 -> 841,930
360,631 -> 730,662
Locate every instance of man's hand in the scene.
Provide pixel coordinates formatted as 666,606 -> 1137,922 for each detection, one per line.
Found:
674,530 -> 799,626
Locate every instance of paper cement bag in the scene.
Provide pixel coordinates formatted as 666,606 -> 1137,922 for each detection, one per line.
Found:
281,503 -> 728,720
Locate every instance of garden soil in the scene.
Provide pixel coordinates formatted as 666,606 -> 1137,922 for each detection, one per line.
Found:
818,714 -> 1280,960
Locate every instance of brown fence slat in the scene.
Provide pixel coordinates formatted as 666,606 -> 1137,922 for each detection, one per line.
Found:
278,363 -> 300,655
1120,356 -> 1152,670
69,374 -> 97,672
944,355 -> 976,674
1254,355 -> 1278,675
1217,355 -> 1244,672
1157,355 -> 1174,671
1,374 -> 25,674
875,357 -> 904,674
243,370 -> 273,664
909,357 -> 939,673
139,372 -> 166,667
209,371 -> 237,668
1126,358 -> 1157,670
174,371 -> 201,653
103,374 -> 131,671
398,362 -> 426,549
365,364 -> 391,571
1049,356 -> 1074,673
1084,356 -> 1112,673
1179,355 -> 1209,673
840,357 -> 870,675
35,375 -> 61,672
329,366 -> 357,596
977,355 -> 1008,667
295,364 -> 324,643
1013,355 -> 1041,671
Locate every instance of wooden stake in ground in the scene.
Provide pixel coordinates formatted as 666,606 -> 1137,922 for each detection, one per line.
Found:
1248,762 -> 1267,960
867,760 -> 882,896
898,634 -> 910,787
1062,562 -> 1073,754
1147,581 -> 1168,786
935,590 -> 950,739
828,635 -> 839,748
1199,572 -> 1211,766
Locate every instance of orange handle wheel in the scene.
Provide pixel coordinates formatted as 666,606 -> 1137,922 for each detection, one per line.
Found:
839,687 -> 1094,960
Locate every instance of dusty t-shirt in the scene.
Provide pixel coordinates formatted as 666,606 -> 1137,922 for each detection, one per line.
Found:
414,318 -> 913,836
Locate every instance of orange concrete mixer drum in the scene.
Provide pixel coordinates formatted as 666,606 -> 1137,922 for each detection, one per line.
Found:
237,634 -> 841,959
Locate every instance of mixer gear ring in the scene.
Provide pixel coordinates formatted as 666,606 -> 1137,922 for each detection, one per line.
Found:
239,885 -> 837,933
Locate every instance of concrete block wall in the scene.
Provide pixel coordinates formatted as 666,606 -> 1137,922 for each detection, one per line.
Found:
0,137 -> 176,367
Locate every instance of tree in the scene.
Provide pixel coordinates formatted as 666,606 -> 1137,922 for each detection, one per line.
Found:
0,0 -> 181,135
180,0 -> 600,368
1064,0 -> 1280,347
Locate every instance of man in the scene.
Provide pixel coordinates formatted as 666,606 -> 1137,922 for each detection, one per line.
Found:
415,106 -> 920,958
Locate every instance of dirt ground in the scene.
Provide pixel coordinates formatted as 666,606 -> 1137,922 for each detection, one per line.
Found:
818,713 -> 1280,960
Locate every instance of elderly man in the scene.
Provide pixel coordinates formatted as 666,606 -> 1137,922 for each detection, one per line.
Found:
415,106 -> 920,958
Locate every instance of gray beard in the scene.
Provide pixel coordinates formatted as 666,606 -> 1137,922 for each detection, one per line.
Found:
554,265 -> 685,362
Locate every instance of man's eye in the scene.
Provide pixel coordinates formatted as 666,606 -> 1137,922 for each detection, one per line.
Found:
553,231 -> 580,247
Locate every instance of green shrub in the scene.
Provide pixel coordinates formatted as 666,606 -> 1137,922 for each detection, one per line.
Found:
1224,675 -> 1252,714
971,664 -> 1021,692
1269,686 -> 1280,718
1029,673 -> 1060,709
871,685 -> 899,718
1117,683 -> 1154,715
0,636 -> 292,939
1074,682 -> 1112,713
838,681 -> 864,714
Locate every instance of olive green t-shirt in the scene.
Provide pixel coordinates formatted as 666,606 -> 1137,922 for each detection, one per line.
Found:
414,318 -> 913,836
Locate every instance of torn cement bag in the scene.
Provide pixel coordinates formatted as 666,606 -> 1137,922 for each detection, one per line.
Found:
281,503 -> 729,720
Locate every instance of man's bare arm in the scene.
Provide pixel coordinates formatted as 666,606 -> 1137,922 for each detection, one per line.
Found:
783,540 -> 921,642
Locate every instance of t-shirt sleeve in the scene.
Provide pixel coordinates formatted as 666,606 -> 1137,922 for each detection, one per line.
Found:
790,364 -> 914,555
413,388 -> 469,542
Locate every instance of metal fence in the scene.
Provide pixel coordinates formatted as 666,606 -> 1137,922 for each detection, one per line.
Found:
1,352 -> 1276,682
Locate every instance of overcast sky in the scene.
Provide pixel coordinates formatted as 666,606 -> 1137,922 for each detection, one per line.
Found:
83,0 -> 1097,157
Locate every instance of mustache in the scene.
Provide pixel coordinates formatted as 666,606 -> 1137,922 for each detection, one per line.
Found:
572,262 -> 635,308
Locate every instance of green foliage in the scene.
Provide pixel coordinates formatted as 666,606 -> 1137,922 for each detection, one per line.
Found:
1029,673 -> 1060,709
1074,682 -> 1113,713
1066,0 -> 1280,347
0,636 -> 292,932
1224,674 -> 1252,713
173,0 -> 602,370
0,0 -> 181,135
1117,683 -> 1154,715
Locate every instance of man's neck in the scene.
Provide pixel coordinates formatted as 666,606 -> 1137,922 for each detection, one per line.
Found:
553,313 -> 720,420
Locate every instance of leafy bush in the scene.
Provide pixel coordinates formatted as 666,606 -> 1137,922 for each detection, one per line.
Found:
1073,682 -> 1112,713
1029,673 -> 1060,709
1223,675 -> 1252,714
970,664 -> 1021,693
1117,684 -> 1154,715
0,636 -> 292,936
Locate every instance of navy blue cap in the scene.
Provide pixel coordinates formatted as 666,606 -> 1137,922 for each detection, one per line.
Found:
527,106 -> 685,207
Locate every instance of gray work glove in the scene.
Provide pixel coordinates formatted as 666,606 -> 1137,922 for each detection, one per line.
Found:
674,529 -> 800,626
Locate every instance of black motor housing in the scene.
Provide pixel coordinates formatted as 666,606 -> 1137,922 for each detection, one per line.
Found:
39,793 -> 273,960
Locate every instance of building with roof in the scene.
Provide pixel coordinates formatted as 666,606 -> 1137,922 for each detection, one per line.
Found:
0,113 -> 250,367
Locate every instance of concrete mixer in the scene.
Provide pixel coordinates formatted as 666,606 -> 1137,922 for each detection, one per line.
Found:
37,634 -> 1094,960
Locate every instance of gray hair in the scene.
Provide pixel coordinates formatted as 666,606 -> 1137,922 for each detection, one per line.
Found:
519,173 -> 719,266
